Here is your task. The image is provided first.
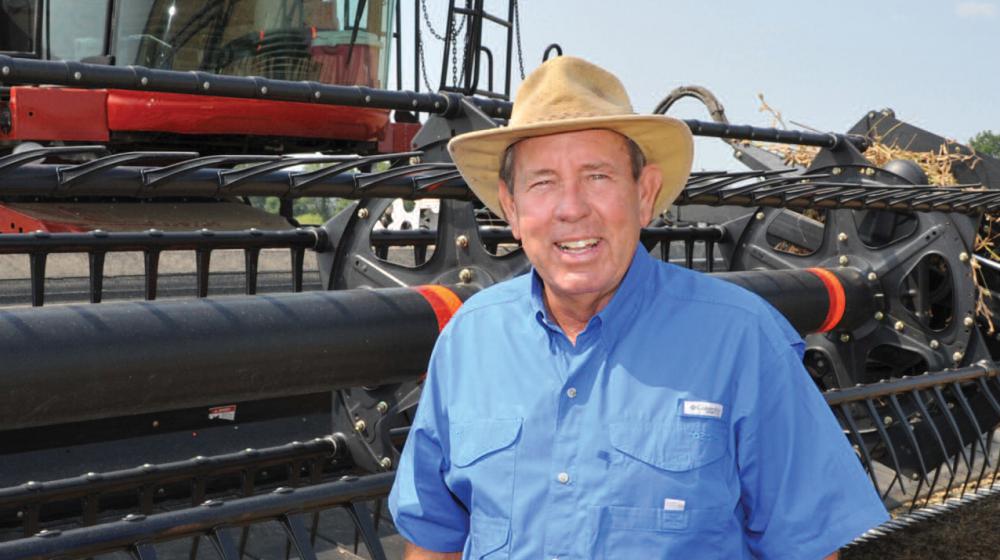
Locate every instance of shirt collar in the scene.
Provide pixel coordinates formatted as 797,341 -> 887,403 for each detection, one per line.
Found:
529,243 -> 655,340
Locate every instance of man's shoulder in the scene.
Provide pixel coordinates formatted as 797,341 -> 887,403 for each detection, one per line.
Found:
451,272 -> 532,321
648,260 -> 803,354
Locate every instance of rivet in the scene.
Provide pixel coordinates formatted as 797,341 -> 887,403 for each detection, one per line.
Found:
1,66 -> 10,75
73,71 -> 82,80
364,95 -> 372,103
123,513 -> 145,522
412,99 -> 418,107
354,419 -> 366,432
959,252 -> 970,263
837,232 -> 848,242
867,272 -> 877,281
755,211 -> 765,221
894,321 -> 905,332
379,457 -> 392,469
202,81 -> 210,90
964,316 -> 975,328
456,235 -> 469,248
376,401 -> 389,414
459,268 -> 473,283
735,150 -> 743,158
832,167 -> 842,175
883,416 -> 893,426
839,333 -> 851,343
140,76 -> 148,86
953,351 -> 964,363
314,91 -> 321,99
930,340 -> 940,349
260,86 -> 268,95
151,420 -> 159,428
838,255 -> 849,266
357,208 -> 369,219
434,101 -> 441,109
874,311 -> 884,320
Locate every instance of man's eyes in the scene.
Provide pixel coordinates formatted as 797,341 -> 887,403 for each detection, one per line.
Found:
588,173 -> 610,181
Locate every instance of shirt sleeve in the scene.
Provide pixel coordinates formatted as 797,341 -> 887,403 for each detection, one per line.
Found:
737,338 -> 889,560
388,335 -> 470,552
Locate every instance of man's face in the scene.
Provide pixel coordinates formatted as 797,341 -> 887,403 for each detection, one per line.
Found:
497,129 -> 662,307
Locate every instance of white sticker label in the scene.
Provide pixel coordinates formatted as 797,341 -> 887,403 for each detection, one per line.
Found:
208,404 -> 237,421
663,498 -> 686,511
683,400 -> 724,418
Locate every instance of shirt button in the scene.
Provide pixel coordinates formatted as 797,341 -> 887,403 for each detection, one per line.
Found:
566,387 -> 577,398
557,472 -> 570,484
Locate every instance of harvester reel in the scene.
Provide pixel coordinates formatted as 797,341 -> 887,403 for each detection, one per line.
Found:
728,164 -> 984,390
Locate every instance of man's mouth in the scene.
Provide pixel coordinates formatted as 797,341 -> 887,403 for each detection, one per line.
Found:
555,238 -> 600,253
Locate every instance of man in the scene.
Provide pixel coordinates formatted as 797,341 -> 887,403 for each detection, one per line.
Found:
389,56 -> 888,559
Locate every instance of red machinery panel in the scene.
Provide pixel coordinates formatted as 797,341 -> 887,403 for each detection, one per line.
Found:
2,87 -> 110,142
107,90 -> 389,141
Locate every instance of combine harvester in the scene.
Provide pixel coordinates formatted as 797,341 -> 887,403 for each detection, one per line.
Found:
2,1 -> 1000,558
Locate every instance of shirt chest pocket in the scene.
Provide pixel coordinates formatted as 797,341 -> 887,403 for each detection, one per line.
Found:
449,417 -> 521,559
608,417 -> 728,473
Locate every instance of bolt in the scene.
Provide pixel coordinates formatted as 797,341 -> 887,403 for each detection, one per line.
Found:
357,208 -> 369,219
839,333 -> 851,343
456,235 -> 469,248
1,66 -> 10,75
894,321 -> 905,332
867,272 -> 878,281
960,252 -> 970,263
838,255 -> 849,266
151,420 -> 159,428
883,416 -> 893,426
964,316 -> 975,328
930,340 -> 940,349
832,167 -> 842,175
376,401 -> 389,414
354,419 -> 366,432
459,268 -> 473,283
735,150 -> 743,158
73,71 -> 82,80
837,232 -> 848,242
364,95 -> 372,103
379,457 -> 393,469
140,76 -> 148,86
314,91 -> 321,99
412,99 -> 418,107
260,86 -> 268,95
755,212 -> 765,221
953,351 -> 964,363
874,311 -> 884,320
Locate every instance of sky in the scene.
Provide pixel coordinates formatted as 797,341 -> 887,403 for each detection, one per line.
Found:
392,0 -> 1000,171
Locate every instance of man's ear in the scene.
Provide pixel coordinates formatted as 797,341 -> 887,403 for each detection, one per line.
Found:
497,180 -> 521,240
637,164 -> 663,225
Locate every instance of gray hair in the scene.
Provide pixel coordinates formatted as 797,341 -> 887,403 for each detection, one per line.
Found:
498,133 -> 647,192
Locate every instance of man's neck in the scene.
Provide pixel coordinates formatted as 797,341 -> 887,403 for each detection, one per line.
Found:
542,288 -> 617,345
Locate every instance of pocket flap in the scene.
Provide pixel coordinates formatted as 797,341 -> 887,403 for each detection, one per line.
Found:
469,513 -> 510,557
451,418 -> 522,467
609,420 -> 726,471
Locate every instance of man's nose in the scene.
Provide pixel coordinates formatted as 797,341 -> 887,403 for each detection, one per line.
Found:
554,180 -> 591,222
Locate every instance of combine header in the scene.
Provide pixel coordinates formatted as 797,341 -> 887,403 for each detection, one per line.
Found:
1,1 -> 1000,558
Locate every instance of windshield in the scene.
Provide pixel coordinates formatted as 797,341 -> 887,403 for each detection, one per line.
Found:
113,0 -> 395,88
0,0 -> 38,54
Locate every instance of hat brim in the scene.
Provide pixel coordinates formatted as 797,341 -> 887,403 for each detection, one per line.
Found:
447,114 -> 694,220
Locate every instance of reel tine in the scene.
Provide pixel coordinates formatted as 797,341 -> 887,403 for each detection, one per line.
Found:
345,501 -> 389,560
280,513 -> 318,560
947,382 -> 989,466
863,398 -> 907,495
910,388 -> 955,504
929,385 -> 974,494
88,251 -> 105,304
29,252 -> 46,307
836,403 -> 885,499
207,527 -> 240,560
131,543 -> 158,560
886,394 -> 930,511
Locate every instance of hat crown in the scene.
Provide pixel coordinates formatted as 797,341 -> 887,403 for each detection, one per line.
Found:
509,56 -> 635,126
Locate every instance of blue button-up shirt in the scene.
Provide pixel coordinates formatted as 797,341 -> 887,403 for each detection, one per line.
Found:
389,246 -> 888,559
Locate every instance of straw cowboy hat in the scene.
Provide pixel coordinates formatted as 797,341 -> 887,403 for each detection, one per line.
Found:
447,56 -> 694,220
